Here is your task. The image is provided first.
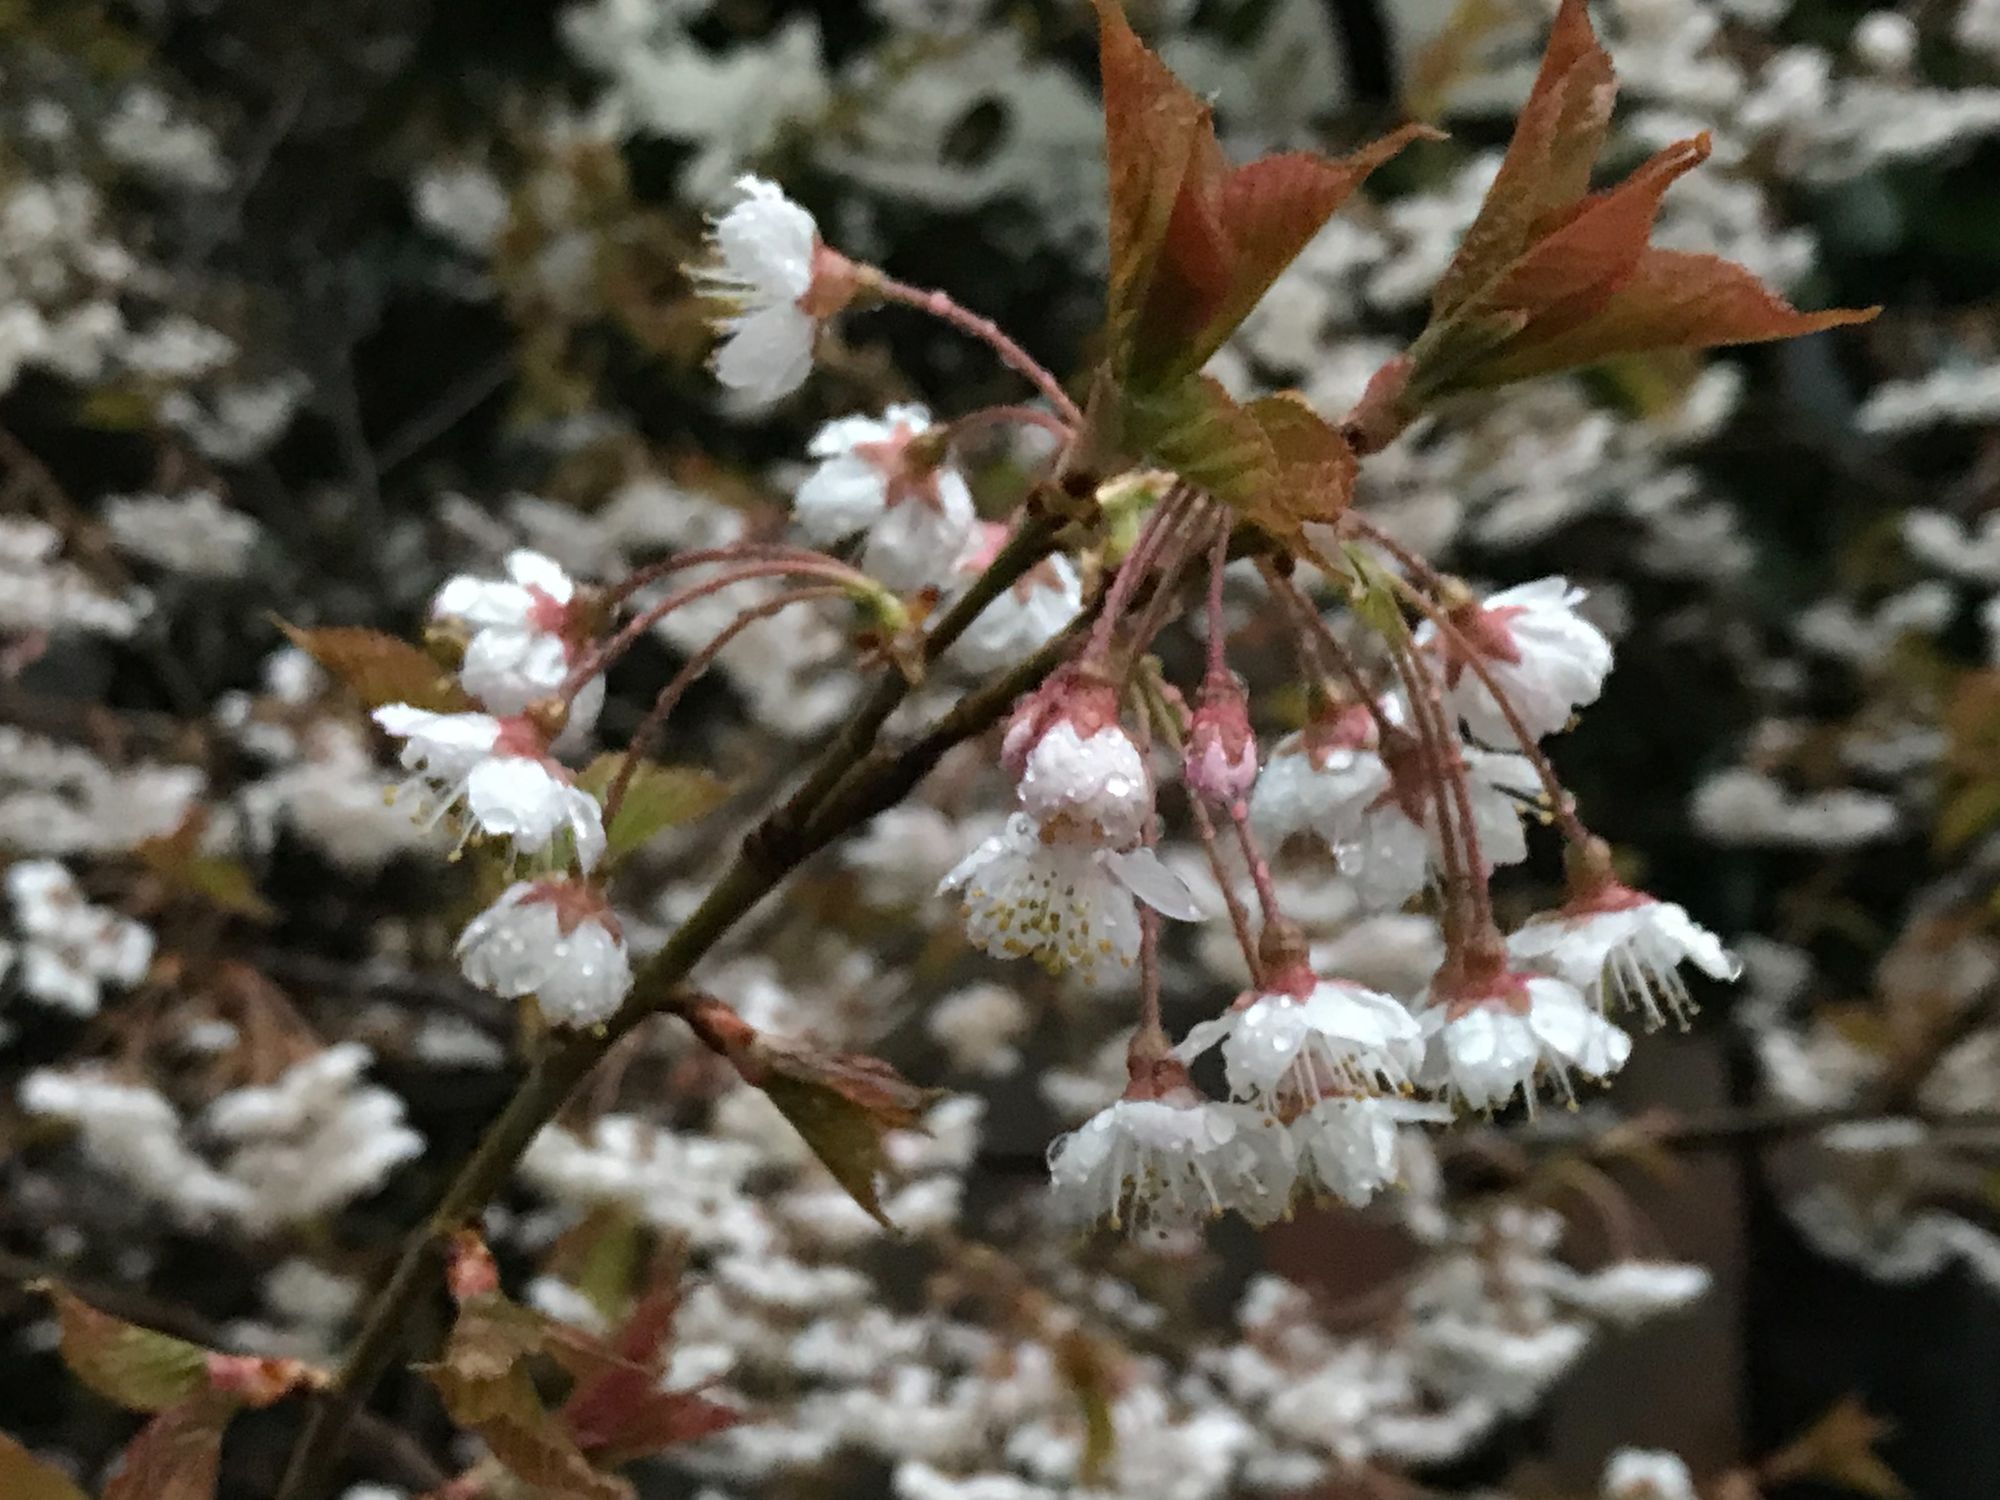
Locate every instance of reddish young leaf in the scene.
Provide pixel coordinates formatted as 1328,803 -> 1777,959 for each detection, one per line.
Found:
1243,393 -> 1359,543
424,1288 -> 634,1500
1133,125 -> 1435,385
101,1397 -> 233,1500
1123,377 -> 1356,553
426,1362 -> 632,1500
1431,0 -> 1613,320
1468,246 -> 1880,384
1094,0 -> 1207,368
1092,0 -> 1424,388
561,1286 -> 736,1459
0,1432 -> 90,1500
1390,0 -> 1876,419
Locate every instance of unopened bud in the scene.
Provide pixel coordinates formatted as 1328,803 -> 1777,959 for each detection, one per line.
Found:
1184,669 -> 1258,813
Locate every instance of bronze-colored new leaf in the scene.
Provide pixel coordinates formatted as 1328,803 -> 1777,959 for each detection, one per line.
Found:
101,1397 -> 233,1500
561,1285 -> 740,1465
1124,377 -> 1356,553
279,621 -> 471,714
739,1037 -> 940,1227
424,1291 -> 633,1500
1401,0 -> 1874,408
0,1432 -> 90,1500
1093,0 -> 1423,388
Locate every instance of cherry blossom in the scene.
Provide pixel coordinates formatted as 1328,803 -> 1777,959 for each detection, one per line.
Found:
372,704 -> 605,868
458,878 -> 633,1027
795,404 -> 976,590
1417,577 -> 1612,744
1419,972 -> 1631,1113
699,176 -> 855,404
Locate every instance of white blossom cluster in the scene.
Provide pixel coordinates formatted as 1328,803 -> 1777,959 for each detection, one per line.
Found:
9,0 -> 2000,1496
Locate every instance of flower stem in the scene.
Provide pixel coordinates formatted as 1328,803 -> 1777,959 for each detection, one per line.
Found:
1083,483 -> 1190,667
601,586 -> 846,829
868,273 -> 1084,427
1343,513 -> 1591,848
564,558 -> 869,701
1137,668 -> 1261,986
274,508 -> 1070,1500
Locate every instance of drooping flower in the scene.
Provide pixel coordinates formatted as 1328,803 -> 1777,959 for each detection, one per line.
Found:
457,879 -> 632,1027
1419,968 -> 1630,1112
1048,1081 -> 1295,1242
698,176 -> 857,405
947,523 -> 1085,673
1509,884 -> 1739,1029
939,813 -> 1198,988
1252,706 -> 1537,910
372,704 -> 605,868
432,549 -> 604,735
794,404 -> 976,591
1417,577 -> 1612,743
1177,977 -> 1426,1106
1249,701 -> 1388,852
1003,672 -> 1154,845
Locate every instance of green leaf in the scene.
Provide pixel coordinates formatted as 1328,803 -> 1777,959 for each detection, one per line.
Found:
0,1433 -> 90,1500
278,621 -> 470,714
1339,545 -> 1409,641
1123,379 -> 1356,554
575,756 -> 729,862
44,1286 -> 210,1414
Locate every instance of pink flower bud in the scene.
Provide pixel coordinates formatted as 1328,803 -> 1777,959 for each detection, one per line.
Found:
1184,670 -> 1258,813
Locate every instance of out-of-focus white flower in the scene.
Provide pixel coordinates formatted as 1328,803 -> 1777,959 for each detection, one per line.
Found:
204,1044 -> 424,1232
1177,979 -> 1425,1105
948,525 -> 1084,673
1852,11 -> 1918,72
1602,1448 -> 1699,1500
1047,1094 -> 1294,1241
1419,974 -> 1630,1112
103,489 -> 260,579
795,405 -> 975,590
413,161 -> 511,254
21,1070 -> 254,1226
1418,577 -> 1612,743
926,982 -> 1030,1076
5,859 -> 153,1015
458,878 -> 632,1027
1691,767 -> 1900,848
1509,889 -> 1739,1028
1543,1261 -> 1713,1326
939,813 -> 1198,988
699,176 -> 852,405
372,705 -> 605,868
